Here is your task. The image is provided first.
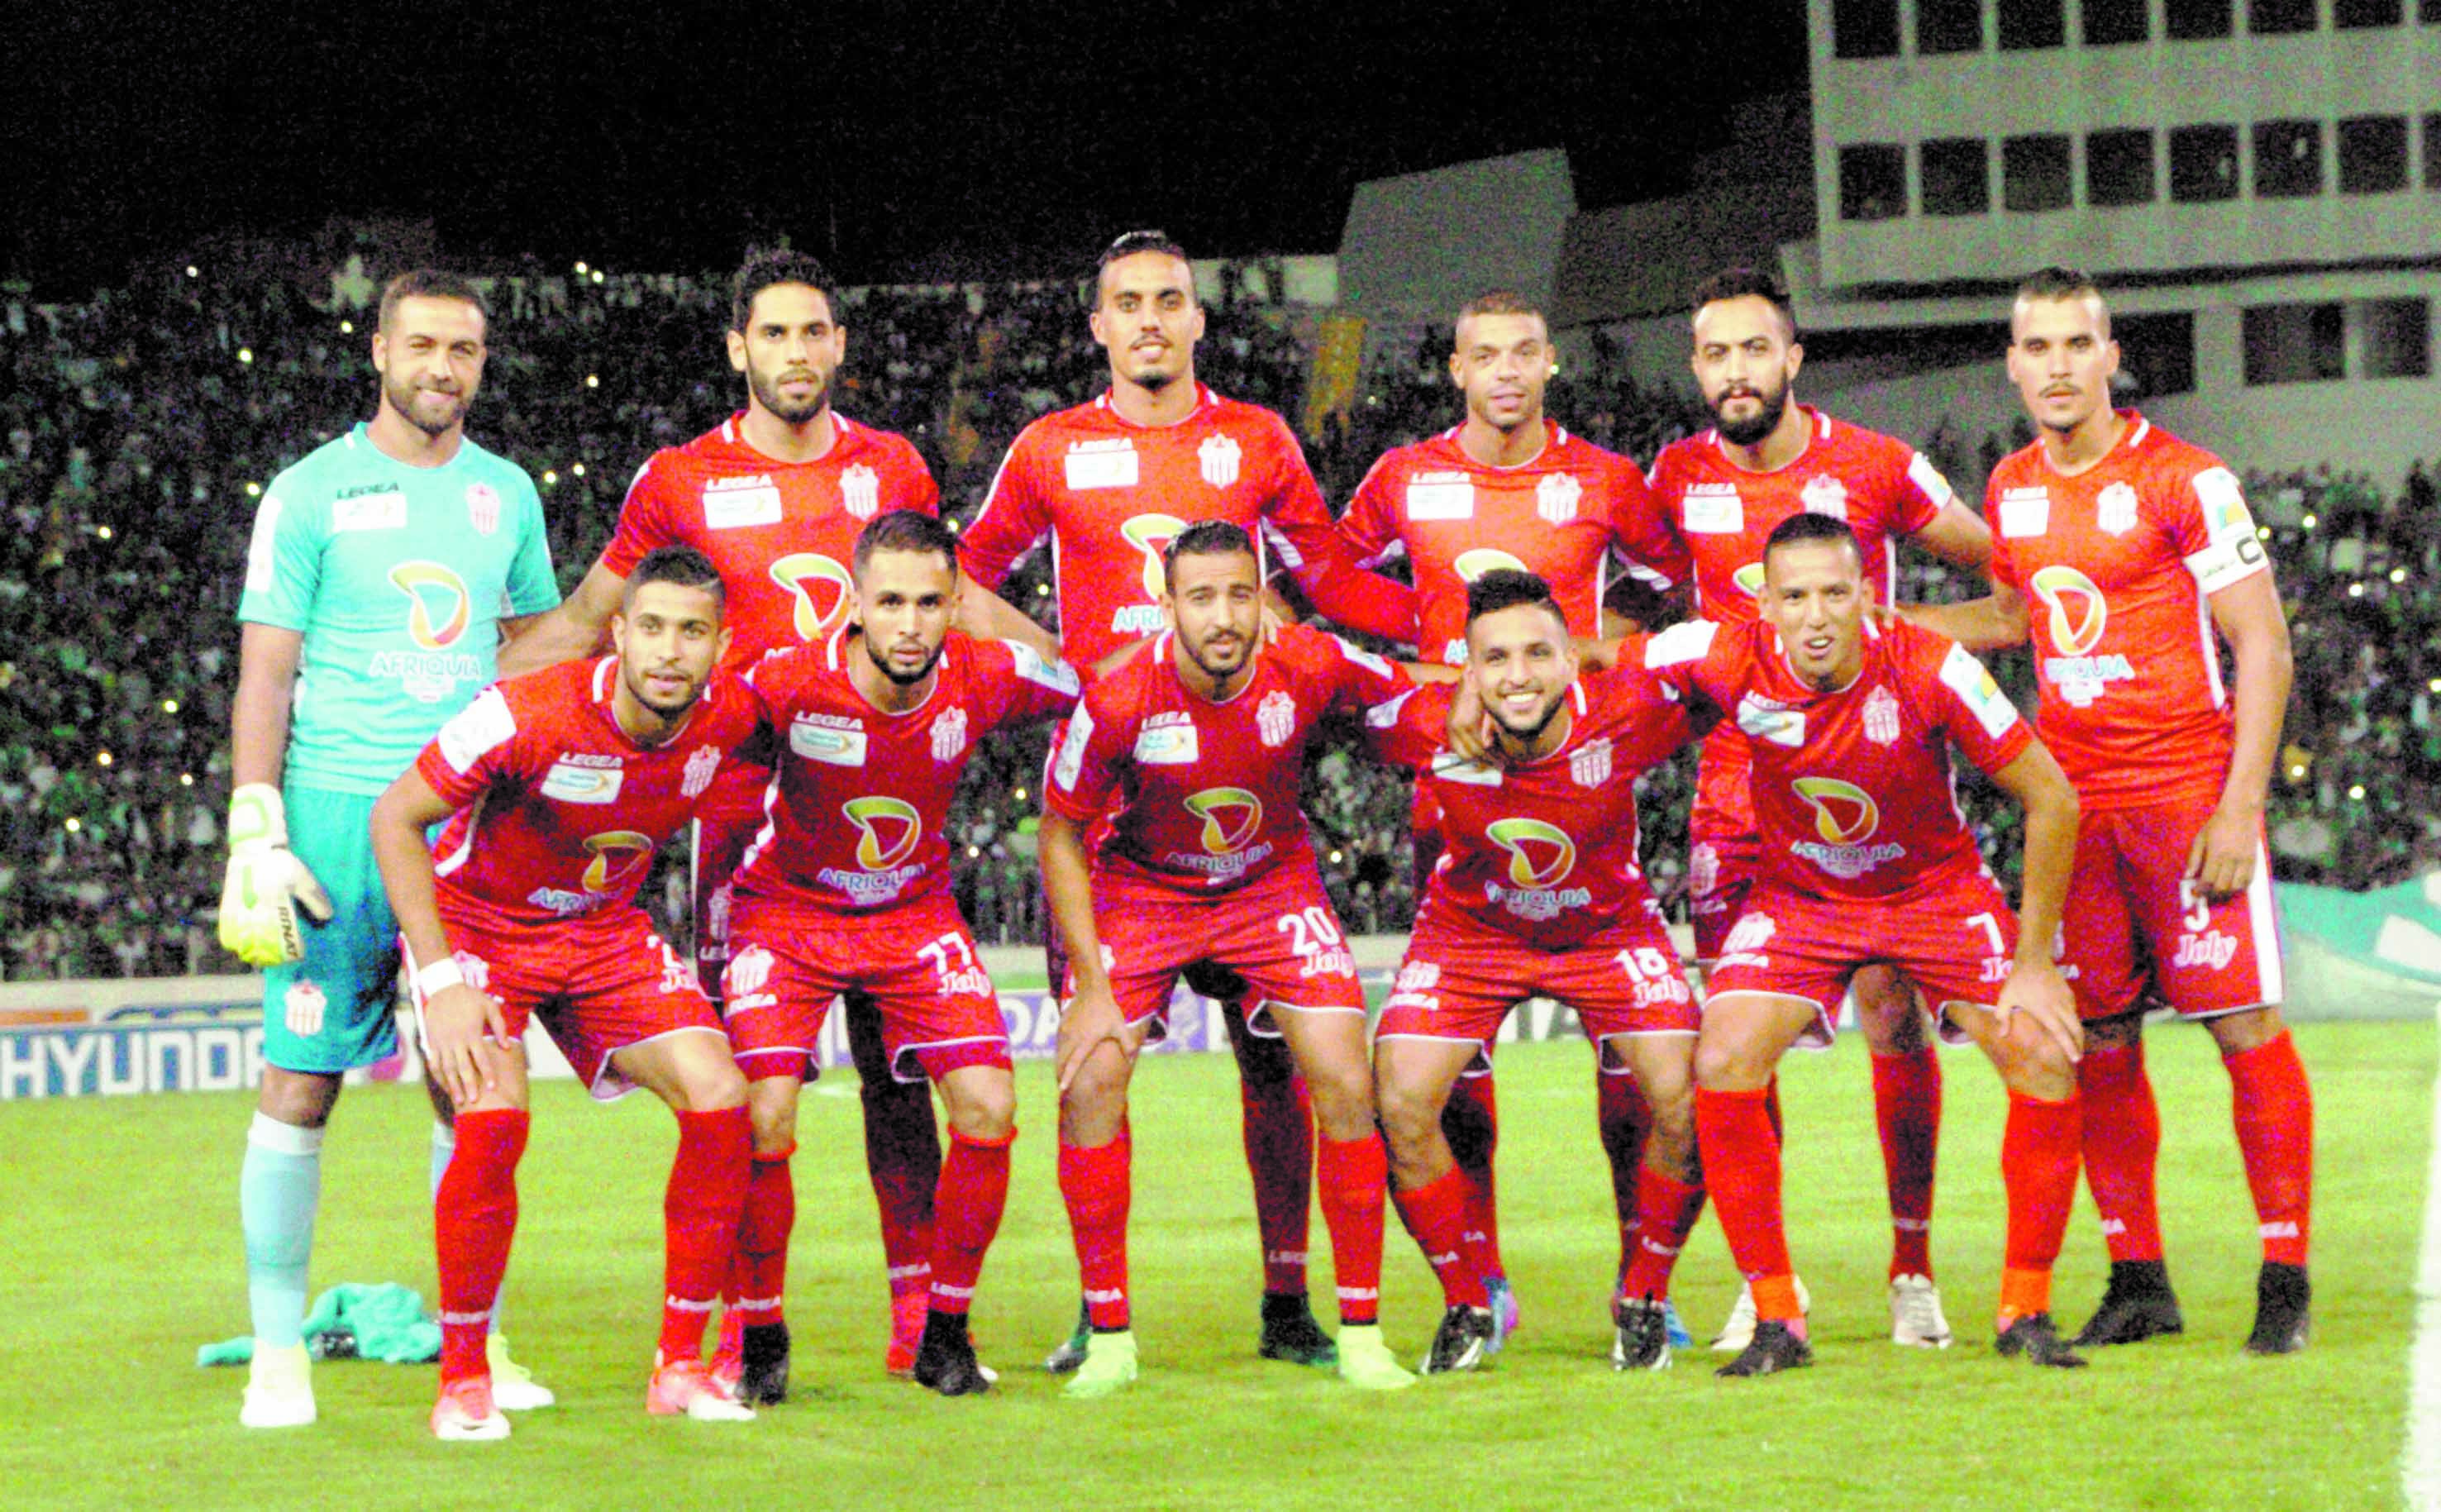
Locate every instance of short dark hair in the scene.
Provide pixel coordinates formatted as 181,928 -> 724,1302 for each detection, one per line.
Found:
1095,229 -> 1194,303
1456,289 -> 1543,327
1762,510 -> 1862,566
1161,518 -> 1256,592
730,247 -> 838,333
1692,265 -> 1797,343
624,545 -> 725,611
2014,265 -> 2110,337
853,508 -> 961,578
379,269 -> 489,332
1465,567 -> 1565,627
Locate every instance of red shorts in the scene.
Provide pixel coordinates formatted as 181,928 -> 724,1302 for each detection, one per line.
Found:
1704,876 -> 2017,1049
722,893 -> 1011,1085
2063,799 -> 2286,1022
1074,862 -> 1366,1042
689,756 -> 770,994
1688,823 -> 1762,966
1374,901 -> 1698,1075
424,906 -> 723,1100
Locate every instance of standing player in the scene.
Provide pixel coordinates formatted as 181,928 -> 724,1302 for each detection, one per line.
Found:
1642,513 -> 2086,1377
1908,268 -> 2311,1354
1366,570 -> 1706,1374
371,548 -> 761,1438
1337,289 -> 1690,1346
1045,522 -> 1418,1395
961,231 -> 1418,1370
1644,266 -> 1996,1351
719,511 -> 1083,1398
220,270 -> 561,1429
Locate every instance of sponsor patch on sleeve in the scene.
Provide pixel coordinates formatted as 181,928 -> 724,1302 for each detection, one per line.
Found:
436,688 -> 517,775
1051,707 -> 1095,792
2183,466 -> 2270,594
1938,642 -> 2021,741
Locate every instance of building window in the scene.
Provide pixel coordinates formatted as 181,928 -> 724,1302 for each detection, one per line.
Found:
2003,135 -> 2075,211
2424,0 -> 2441,21
1921,138 -> 1992,214
2087,128 -> 2157,204
2000,0 -> 2070,45
1833,0 -> 1903,55
2339,116 -> 2410,193
2362,298 -> 2432,378
1919,0 -> 1985,51
2083,0 -> 2153,41
2250,0 -> 2320,31
2335,0 -> 2403,24
2117,312 -> 2199,397
2243,303 -> 2345,384
2428,114 -> 2441,188
2255,119 -> 2324,197
2167,0 -> 2235,35
2169,124 -> 2242,200
1839,144 -> 1907,220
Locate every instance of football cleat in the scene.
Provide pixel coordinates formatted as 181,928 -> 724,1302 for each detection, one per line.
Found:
912,1310 -> 993,1397
1333,1324 -> 1417,1390
1484,1275 -> 1521,1354
887,1290 -> 927,1377
1889,1274 -> 1954,1349
1257,1292 -> 1338,1367
1611,1295 -> 1673,1372
429,1376 -> 511,1441
2072,1259 -> 2185,1347
1715,1319 -> 1812,1379
485,1333 -> 556,1410
1420,1305 -> 1496,1375
1664,1300 -> 1692,1351
740,1321 -> 792,1405
1995,1312 -> 2088,1368
239,1341 -> 316,1429
646,1356 -> 756,1421
1044,1299 -> 1093,1374
2243,1262 -> 2310,1357
1710,1276 -> 1811,1352
1062,1329 -> 1140,1400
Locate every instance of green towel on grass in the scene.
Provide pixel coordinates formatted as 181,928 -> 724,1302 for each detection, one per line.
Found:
197,1283 -> 442,1367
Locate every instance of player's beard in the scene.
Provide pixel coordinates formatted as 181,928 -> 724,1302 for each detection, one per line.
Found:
1709,376 -> 1788,448
1183,627 -> 1251,686
383,371 -> 469,437
1488,684 -> 1566,750
622,663 -> 703,720
865,633 -> 943,688
749,361 -> 829,425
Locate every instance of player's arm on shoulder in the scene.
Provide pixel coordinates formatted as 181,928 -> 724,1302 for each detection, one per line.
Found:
498,557 -> 624,677
1897,574 -> 2029,652
370,762 -> 509,1104
2194,566 -> 2291,898
1986,736 -> 2082,1063
954,575 -> 1060,659
1909,497 -> 1994,573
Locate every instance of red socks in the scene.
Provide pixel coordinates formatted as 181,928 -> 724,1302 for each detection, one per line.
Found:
2077,1038 -> 2166,1263
1392,1163 -> 1488,1310
435,1108 -> 529,1385
1233,1038 -> 1314,1297
1617,1166 -> 1705,1303
1441,1072 -> 1504,1279
1316,1133 -> 1388,1326
1060,1127 -> 1133,1330
2225,1031 -> 2315,1267
1695,1085 -> 1799,1320
860,1065 -> 942,1307
660,1108 -> 750,1363
2000,1090 -> 2081,1322
1597,1071 -> 1653,1271
732,1142 -> 796,1328
929,1128 -> 1016,1315
1871,1048 -> 1942,1278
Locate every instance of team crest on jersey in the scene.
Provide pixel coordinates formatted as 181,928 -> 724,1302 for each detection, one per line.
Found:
1199,434 -> 1242,489
681,745 -> 722,799
1537,471 -> 1582,526
284,980 -> 327,1037
1800,474 -> 1848,520
1256,690 -> 1297,748
1570,737 -> 1612,789
841,463 -> 881,521
2095,481 -> 2139,537
931,708 -> 969,762
1863,685 -> 1902,746
464,482 -> 501,536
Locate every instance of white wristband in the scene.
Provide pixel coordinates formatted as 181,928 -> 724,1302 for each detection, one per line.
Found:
416,958 -> 465,998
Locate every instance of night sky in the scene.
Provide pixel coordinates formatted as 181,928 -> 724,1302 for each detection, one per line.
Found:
7,2 -> 1809,292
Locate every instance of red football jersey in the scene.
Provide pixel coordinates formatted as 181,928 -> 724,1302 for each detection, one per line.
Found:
732,629 -> 1080,914
417,657 -> 762,930
1985,413 -> 2267,813
1642,616 -> 2032,902
1044,622 -> 1410,892
1646,407 -> 1953,837
1366,666 -> 1695,947
600,413 -> 939,673
1338,422 -> 1686,666
960,385 -> 1416,665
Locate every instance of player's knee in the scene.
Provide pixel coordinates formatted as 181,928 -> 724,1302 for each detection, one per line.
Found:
1304,1060 -> 1376,1140
1692,1033 -> 1763,1090
946,1078 -> 1017,1143
2207,1004 -> 2284,1057
259,1067 -> 341,1128
681,1059 -> 749,1114
1375,1079 -> 1441,1154
746,1083 -> 799,1152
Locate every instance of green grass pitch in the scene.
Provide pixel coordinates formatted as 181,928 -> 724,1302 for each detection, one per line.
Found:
2,1020 -> 2427,1510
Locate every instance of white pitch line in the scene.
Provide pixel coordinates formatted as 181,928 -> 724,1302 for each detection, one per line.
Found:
2403,999 -> 2441,1510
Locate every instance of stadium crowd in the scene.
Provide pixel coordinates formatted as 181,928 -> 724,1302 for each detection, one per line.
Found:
1,266 -> 2431,980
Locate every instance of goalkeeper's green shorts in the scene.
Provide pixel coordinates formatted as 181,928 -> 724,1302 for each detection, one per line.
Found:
260,785 -> 401,1075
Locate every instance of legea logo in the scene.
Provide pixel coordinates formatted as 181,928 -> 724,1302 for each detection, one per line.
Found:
580,830 -> 656,892
770,553 -> 856,642
1183,788 -> 1263,854
844,796 -> 923,870
1454,547 -> 1530,583
1121,513 -> 1191,602
1485,817 -> 1576,889
389,562 -> 471,648
1732,561 -> 1766,599
1791,777 -> 1880,845
2029,565 -> 2108,656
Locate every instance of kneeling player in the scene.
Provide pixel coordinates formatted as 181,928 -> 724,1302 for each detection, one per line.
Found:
371,548 -> 762,1438
1047,522 -> 1418,1396
1642,513 -> 2086,1376
719,510 -> 1081,1398
1369,570 -> 1706,1373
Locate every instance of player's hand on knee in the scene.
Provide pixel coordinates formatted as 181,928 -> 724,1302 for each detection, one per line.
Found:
1995,961 -> 2081,1066
2184,805 -> 2257,899
422,984 -> 510,1107
1055,985 -> 1129,1095
217,785 -> 335,966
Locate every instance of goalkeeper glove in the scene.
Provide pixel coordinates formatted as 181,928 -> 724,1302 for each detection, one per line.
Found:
218,784 -> 335,966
